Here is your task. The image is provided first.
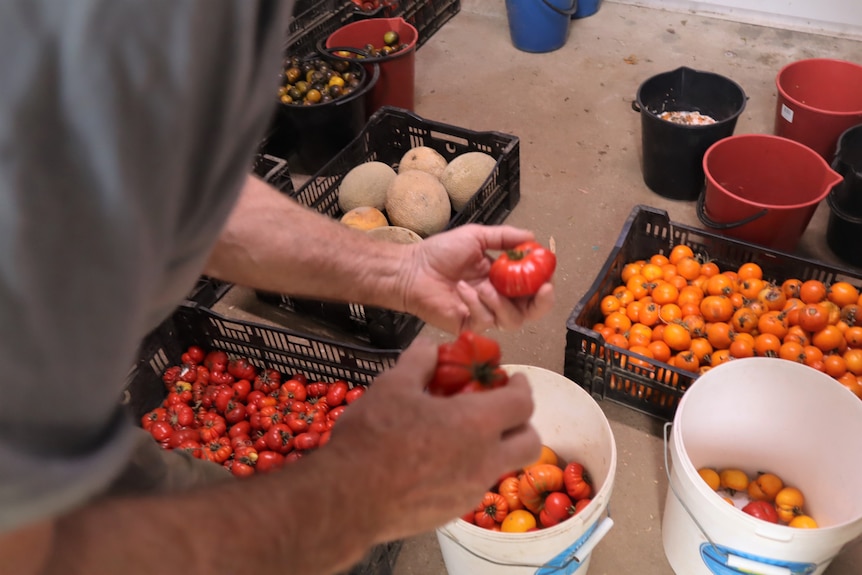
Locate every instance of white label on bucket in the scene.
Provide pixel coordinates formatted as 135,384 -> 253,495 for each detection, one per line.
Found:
781,103 -> 794,123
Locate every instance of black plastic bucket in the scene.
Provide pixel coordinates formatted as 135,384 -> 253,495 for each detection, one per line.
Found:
831,123 -> 862,218
827,184 -> 862,268
261,58 -> 379,174
633,67 -> 747,201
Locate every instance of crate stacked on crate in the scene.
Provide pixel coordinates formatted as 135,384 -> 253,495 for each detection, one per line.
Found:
256,106 -> 521,349
383,0 -> 461,49
123,302 -> 403,574
564,205 -> 862,423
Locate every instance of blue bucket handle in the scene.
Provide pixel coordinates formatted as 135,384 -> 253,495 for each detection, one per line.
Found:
542,0 -> 579,17
696,189 -> 769,230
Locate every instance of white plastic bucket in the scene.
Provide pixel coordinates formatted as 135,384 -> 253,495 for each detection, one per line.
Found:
662,357 -> 862,575
436,364 -> 617,575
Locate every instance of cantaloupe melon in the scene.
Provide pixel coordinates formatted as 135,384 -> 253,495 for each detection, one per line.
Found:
385,170 -> 451,238
367,226 -> 423,244
439,151 -> 497,212
338,161 -> 397,212
340,206 -> 389,231
397,146 -> 448,179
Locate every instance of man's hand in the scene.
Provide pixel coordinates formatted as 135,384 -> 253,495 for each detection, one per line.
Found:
397,224 -> 555,334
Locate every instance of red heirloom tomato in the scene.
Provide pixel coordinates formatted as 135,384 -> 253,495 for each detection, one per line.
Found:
474,492 -> 508,529
427,331 -> 508,397
489,240 -> 556,298
563,462 -> 593,501
539,492 -> 575,527
742,500 -> 779,524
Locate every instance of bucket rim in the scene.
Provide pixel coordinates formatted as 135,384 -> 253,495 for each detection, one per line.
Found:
702,134 -> 843,210
325,16 -> 418,62
776,58 -> 862,117
635,66 -> 748,127
828,186 -> 862,224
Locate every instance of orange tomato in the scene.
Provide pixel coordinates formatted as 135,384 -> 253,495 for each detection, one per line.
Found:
731,307 -> 759,333
606,333 -> 629,349
612,285 -> 635,306
697,468 -> 721,491
626,274 -> 651,300
600,294 -> 622,316
710,349 -> 733,367
676,257 -> 702,281
781,278 -> 803,300
729,337 -> 755,359
841,304 -> 860,327
719,468 -> 750,494
798,303 -> 829,332
705,322 -> 733,350
812,325 -> 843,352
682,314 -> 706,338
748,472 -> 784,502
663,323 -> 692,352
754,333 -> 781,357
777,340 -> 804,363
706,274 -> 736,296
802,345 -> 824,367
823,354 -> 847,378
784,325 -> 811,347
627,324 -> 653,348
659,303 -> 683,324
844,348 -> 862,375
625,301 -> 642,323
647,340 -> 672,363
678,286 -> 705,307
757,310 -> 789,339
737,262 -> 763,280
669,245 -> 695,265
800,280 -> 827,304
650,253 -> 670,267
690,338 -> 714,363
605,311 -> 632,335
637,302 -> 660,327
652,282 -> 680,306
620,262 -> 644,284
673,350 -> 700,372
837,371 -> 862,399
775,487 -> 805,524
700,295 -> 734,323
827,281 -> 860,308
757,285 -> 787,311
501,509 -> 536,532
498,476 -> 524,512
788,515 -> 819,529
700,261 -> 720,278
640,263 -> 665,282
739,277 -> 766,300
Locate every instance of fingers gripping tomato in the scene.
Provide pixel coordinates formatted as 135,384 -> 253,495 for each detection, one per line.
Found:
427,331 -> 508,397
489,240 -> 556,298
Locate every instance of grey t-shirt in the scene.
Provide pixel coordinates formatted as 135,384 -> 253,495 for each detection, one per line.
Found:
0,0 -> 292,532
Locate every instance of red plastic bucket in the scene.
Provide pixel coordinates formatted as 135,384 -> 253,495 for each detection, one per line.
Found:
697,134 -> 843,252
325,17 -> 417,116
774,58 -> 862,161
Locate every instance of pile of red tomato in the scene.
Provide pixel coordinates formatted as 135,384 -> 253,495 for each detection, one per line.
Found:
141,346 -> 367,477
592,245 -> 862,405
462,446 -> 594,533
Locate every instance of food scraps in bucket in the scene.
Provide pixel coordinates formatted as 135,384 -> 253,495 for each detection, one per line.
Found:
697,467 -> 818,528
332,30 -> 409,59
658,110 -> 718,125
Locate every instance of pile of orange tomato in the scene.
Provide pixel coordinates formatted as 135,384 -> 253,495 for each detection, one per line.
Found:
592,245 -> 862,402
698,467 -> 817,528
462,446 -> 594,533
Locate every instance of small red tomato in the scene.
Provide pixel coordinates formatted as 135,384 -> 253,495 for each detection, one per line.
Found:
742,500 -> 779,524
185,345 -> 206,364
427,331 -> 508,397
345,386 -> 366,404
489,240 -> 556,298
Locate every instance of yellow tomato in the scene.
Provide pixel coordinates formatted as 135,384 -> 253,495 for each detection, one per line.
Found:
789,515 -> 818,529
719,468 -> 750,494
697,468 -> 721,491
527,445 -> 559,469
775,487 -> 805,524
501,509 -> 537,533
747,472 -> 784,503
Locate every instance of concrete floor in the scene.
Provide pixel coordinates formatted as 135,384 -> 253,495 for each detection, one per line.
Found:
225,2 -> 862,573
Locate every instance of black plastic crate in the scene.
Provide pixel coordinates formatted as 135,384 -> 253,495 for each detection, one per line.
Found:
185,277 -> 233,308
122,303 -> 402,575
563,204 -> 862,422
286,0 -> 362,59
257,106 -> 521,348
253,149 -> 295,195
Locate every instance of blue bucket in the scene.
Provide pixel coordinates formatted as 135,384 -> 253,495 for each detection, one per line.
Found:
505,0 -> 578,53
573,0 -> 601,18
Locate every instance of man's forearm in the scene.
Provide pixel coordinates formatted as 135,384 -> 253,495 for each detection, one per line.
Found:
205,175 -> 413,311
43,446 -> 381,575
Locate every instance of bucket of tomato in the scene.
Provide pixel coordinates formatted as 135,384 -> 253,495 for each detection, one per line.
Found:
435,364 -> 617,575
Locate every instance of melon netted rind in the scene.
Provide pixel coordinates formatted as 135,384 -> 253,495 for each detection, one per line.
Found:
397,146 -> 449,179
385,170 -> 451,238
337,161 -> 397,213
440,152 -> 498,212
